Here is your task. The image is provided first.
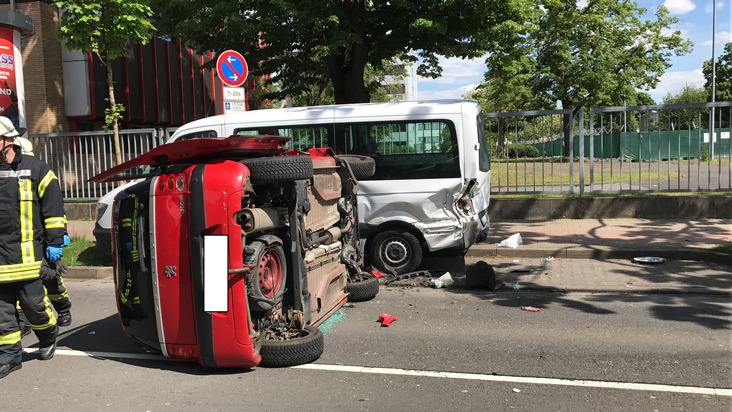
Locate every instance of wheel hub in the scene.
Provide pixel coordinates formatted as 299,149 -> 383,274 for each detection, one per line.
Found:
383,239 -> 409,266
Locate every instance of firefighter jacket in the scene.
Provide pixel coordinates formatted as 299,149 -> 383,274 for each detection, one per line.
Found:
0,146 -> 66,283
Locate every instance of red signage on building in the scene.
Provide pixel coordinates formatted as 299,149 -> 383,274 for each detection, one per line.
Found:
0,26 -> 18,126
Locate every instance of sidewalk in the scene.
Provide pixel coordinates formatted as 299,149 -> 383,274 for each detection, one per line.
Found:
470,218 -> 732,265
65,218 -> 732,294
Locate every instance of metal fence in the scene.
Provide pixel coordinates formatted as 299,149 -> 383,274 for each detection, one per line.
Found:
25,102 -> 732,201
482,101 -> 732,195
27,128 -> 172,200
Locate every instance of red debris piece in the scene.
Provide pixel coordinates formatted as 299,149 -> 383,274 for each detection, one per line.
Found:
520,306 -> 541,312
371,268 -> 386,278
378,313 -> 398,326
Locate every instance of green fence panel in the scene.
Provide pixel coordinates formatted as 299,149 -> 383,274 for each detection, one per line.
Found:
530,128 -> 730,159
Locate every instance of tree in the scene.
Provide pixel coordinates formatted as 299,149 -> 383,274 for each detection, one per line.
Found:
507,0 -> 691,155
151,0 -> 531,104
659,84 -> 707,130
703,42 -> 732,102
56,0 -> 156,166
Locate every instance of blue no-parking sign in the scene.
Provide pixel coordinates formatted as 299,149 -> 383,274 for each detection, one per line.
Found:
216,50 -> 248,87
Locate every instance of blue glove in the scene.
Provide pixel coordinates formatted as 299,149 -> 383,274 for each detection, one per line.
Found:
62,235 -> 71,247
45,246 -> 63,262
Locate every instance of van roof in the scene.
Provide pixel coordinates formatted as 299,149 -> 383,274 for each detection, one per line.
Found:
174,99 -> 480,133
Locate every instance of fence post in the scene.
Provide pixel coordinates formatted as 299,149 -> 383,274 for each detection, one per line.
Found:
578,109 -> 585,197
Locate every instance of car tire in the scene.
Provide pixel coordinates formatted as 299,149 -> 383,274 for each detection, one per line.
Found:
259,326 -> 324,367
246,240 -> 287,312
335,155 -> 375,179
345,276 -> 379,302
370,230 -> 422,275
242,156 -> 313,184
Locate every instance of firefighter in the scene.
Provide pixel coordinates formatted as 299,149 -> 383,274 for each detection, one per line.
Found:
0,117 -> 64,379
15,136 -> 73,328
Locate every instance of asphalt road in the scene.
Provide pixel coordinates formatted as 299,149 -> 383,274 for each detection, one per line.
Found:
3,263 -> 731,412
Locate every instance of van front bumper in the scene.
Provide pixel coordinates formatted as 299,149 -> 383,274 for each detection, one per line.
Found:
417,218 -> 481,253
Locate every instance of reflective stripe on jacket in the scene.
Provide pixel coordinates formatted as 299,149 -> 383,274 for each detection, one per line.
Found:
0,148 -> 66,283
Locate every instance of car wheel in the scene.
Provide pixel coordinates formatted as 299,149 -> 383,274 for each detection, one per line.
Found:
246,240 -> 287,312
335,155 -> 376,179
345,276 -> 379,302
370,230 -> 422,275
242,155 -> 313,184
259,326 -> 324,367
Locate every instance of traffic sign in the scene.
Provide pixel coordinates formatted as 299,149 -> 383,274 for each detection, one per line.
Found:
216,50 -> 248,87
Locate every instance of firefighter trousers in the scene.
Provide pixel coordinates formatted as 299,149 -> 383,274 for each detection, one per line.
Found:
17,274 -> 71,329
0,279 -> 58,365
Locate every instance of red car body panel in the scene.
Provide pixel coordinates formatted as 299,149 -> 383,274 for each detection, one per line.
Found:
96,137 -> 365,369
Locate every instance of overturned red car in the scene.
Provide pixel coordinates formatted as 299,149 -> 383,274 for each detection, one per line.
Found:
91,136 -> 378,368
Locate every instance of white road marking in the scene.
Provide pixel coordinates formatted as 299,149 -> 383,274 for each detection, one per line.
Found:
25,348 -> 732,397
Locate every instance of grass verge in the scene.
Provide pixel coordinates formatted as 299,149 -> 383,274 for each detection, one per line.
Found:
65,237 -> 112,266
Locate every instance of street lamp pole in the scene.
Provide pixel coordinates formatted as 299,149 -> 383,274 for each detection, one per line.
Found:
710,0 -> 717,160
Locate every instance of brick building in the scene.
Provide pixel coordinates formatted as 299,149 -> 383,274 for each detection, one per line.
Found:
1,0 -> 230,134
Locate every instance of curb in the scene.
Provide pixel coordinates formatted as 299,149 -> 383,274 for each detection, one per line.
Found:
67,266 -> 113,280
467,244 -> 732,265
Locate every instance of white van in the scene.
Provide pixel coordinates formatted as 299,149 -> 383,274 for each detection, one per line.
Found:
95,100 -> 491,274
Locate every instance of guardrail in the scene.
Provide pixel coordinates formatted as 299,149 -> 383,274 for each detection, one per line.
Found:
482,102 -> 732,195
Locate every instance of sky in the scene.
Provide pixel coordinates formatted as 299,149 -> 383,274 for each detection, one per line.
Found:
417,0 -> 731,103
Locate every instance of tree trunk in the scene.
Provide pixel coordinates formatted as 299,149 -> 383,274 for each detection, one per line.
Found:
327,43 -> 370,104
107,62 -> 122,166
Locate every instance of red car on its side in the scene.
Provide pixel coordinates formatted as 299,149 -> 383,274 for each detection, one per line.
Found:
91,136 -> 378,368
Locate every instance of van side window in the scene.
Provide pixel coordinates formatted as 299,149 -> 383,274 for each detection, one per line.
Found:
234,126 -> 333,151
340,120 -> 460,180
477,115 -> 491,172
178,130 -> 218,141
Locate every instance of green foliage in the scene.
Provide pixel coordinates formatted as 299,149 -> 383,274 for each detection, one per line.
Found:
151,0 -> 532,104
662,84 -> 707,104
529,0 -> 690,110
704,42 -> 732,102
103,103 -> 125,131
55,0 -> 156,61
505,144 -> 539,158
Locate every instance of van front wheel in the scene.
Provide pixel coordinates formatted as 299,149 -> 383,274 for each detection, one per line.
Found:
370,230 -> 422,275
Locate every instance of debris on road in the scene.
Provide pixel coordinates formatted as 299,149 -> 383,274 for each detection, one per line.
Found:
513,281 -> 521,290
370,268 -> 387,278
521,306 -> 541,312
430,272 -> 455,289
377,313 -> 398,327
512,388 -> 521,393
384,270 -> 432,285
497,233 -> 523,248
632,256 -> 666,265
543,256 -> 561,261
465,261 -> 497,290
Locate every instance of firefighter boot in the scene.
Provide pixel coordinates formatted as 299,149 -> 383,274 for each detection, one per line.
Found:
0,362 -> 22,379
39,340 -> 56,360
57,310 -> 72,327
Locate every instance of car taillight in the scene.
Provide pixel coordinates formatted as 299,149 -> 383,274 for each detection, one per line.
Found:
157,174 -> 186,193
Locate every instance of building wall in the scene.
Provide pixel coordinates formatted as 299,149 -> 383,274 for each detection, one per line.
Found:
1,1 -> 69,133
